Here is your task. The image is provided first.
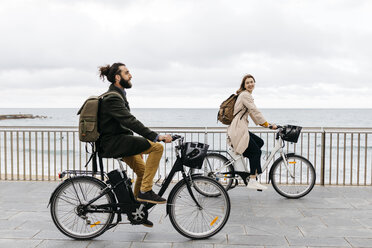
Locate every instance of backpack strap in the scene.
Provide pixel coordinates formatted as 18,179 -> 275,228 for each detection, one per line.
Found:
100,91 -> 124,100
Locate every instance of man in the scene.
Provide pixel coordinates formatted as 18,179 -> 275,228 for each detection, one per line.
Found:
98,62 -> 172,226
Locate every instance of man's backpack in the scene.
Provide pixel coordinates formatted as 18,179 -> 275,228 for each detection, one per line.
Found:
77,91 -> 123,142
217,93 -> 247,125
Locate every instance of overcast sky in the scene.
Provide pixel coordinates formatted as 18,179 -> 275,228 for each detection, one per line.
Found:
0,0 -> 371,108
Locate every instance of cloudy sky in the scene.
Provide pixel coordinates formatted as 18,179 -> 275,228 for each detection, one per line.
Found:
0,0 -> 371,108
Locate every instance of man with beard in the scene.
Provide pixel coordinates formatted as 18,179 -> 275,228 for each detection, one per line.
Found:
98,63 -> 172,227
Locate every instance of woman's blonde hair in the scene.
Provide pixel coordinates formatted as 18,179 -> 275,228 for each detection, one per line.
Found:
236,74 -> 256,94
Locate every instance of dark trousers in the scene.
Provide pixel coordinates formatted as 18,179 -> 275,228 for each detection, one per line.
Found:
242,132 -> 264,175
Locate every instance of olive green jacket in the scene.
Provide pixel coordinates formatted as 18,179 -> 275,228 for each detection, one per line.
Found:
98,84 -> 158,158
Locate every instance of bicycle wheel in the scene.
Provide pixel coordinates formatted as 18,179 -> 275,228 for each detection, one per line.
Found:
193,153 -> 234,191
271,154 -> 316,199
50,176 -> 115,239
167,175 -> 230,239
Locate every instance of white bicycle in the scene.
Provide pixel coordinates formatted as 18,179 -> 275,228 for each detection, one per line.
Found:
193,125 -> 316,199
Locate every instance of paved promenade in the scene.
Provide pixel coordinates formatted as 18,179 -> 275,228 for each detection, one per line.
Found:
0,181 -> 372,248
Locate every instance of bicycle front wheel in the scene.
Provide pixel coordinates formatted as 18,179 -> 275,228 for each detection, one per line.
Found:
50,176 -> 115,239
193,153 -> 234,191
167,175 -> 230,239
271,154 -> 316,199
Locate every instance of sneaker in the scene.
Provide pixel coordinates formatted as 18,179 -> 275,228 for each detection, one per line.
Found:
137,190 -> 167,204
142,219 -> 153,228
247,179 -> 267,190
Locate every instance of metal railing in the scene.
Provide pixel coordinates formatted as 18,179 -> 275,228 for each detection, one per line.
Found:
0,126 -> 371,185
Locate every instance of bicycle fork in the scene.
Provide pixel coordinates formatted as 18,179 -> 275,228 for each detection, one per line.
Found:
280,152 -> 295,179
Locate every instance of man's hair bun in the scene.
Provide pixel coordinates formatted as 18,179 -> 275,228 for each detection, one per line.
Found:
99,65 -> 111,80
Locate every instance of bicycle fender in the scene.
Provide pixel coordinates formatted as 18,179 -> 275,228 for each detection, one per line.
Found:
268,153 -> 295,183
47,178 -> 73,208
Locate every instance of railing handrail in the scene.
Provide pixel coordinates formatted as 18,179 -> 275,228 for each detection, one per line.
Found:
1,126 -> 372,132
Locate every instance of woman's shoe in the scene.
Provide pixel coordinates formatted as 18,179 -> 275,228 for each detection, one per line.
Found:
247,180 -> 267,190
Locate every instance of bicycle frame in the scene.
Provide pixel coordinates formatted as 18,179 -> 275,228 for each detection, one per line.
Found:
208,136 -> 295,182
50,138 -> 202,222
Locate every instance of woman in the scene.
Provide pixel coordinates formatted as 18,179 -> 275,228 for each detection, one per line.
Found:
227,74 -> 277,190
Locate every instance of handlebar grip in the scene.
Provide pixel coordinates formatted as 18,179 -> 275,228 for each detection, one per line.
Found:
171,134 -> 182,141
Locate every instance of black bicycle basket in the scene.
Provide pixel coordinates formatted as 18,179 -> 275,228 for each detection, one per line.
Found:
281,125 -> 302,143
181,142 -> 209,169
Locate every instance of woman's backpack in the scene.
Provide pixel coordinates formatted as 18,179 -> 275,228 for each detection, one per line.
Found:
77,91 -> 123,142
217,93 -> 247,125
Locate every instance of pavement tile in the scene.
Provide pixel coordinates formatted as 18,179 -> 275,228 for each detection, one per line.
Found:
0,219 -> 25,230
0,229 -> 40,239
91,231 -> 146,242
346,237 -> 372,248
87,241 -> 131,248
356,218 -> 372,229
215,245 -> 264,248
143,232 -> 195,243
172,243 -> 214,248
286,236 -> 350,247
227,234 -> 288,246
278,216 -> 326,228
320,217 -> 365,228
0,211 -> 20,220
87,240 -> 132,248
131,242 -> 172,248
252,208 -> 303,218
300,226 -> 372,238
219,224 -> 246,235
0,239 -> 42,248
36,240 -> 90,248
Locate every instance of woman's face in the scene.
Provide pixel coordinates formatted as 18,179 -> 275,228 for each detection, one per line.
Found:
244,77 -> 255,92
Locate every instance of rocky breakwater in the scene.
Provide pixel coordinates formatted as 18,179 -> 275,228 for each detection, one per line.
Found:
0,114 -> 47,120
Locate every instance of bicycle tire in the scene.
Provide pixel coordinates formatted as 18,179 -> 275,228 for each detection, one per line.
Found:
50,176 -> 115,240
270,154 -> 316,199
167,175 -> 231,239
193,153 -> 234,191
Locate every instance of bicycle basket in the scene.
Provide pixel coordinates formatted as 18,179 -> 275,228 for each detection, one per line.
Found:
181,142 -> 209,169
281,125 -> 302,143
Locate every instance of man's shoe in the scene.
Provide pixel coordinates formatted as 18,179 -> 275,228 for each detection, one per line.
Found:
142,219 -> 153,228
247,180 -> 268,190
137,190 -> 167,204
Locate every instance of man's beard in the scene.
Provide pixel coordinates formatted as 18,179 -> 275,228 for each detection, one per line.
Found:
119,77 -> 132,88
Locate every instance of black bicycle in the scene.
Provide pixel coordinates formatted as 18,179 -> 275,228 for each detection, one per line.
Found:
48,135 -> 230,240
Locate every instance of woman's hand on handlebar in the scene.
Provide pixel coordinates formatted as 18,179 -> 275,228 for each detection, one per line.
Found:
269,124 -> 278,130
158,134 -> 172,143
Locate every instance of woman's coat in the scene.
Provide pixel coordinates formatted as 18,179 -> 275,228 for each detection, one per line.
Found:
227,91 -> 267,154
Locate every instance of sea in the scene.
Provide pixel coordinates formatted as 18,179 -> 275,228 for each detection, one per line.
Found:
1,108 -> 372,127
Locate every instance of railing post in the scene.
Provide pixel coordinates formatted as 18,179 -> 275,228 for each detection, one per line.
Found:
204,127 -> 208,144
320,128 -> 326,186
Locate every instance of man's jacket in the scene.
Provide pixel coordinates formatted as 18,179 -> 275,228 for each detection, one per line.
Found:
98,84 -> 158,158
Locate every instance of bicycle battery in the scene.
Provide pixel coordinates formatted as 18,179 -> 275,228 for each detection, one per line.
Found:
107,169 -> 134,204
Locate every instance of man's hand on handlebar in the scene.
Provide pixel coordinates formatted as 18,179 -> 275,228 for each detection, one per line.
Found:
158,134 -> 172,143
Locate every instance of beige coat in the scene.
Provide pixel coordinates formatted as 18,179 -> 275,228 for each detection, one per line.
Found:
227,91 -> 267,154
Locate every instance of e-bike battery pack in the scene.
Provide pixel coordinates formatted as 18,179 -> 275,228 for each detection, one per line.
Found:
107,169 -> 135,203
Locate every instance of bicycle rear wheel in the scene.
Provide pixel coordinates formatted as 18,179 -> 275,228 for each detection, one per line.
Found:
271,154 -> 316,199
167,175 -> 230,239
193,153 -> 234,191
50,176 -> 115,239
